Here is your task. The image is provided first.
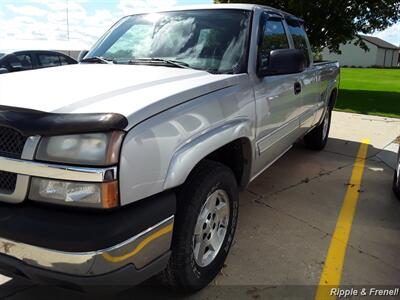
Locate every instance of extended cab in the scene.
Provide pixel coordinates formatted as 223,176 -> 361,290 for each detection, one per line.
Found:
0,4 -> 339,292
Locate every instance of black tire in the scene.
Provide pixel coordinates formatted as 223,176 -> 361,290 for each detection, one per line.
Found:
304,109 -> 332,150
161,160 -> 239,292
393,168 -> 400,201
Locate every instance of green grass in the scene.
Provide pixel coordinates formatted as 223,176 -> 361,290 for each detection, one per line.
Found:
335,68 -> 400,118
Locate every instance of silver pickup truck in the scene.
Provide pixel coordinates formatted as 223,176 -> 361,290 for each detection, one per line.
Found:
0,4 -> 339,293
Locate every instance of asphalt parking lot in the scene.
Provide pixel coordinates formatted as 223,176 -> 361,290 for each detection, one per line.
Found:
1,111 -> 399,300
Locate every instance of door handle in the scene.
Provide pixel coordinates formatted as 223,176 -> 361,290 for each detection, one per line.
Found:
294,82 -> 302,95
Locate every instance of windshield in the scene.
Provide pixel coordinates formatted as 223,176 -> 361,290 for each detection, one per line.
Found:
86,9 -> 251,74
0,53 -> 5,59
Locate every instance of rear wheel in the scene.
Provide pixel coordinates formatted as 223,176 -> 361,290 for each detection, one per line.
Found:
161,160 -> 239,292
393,157 -> 400,200
304,109 -> 332,150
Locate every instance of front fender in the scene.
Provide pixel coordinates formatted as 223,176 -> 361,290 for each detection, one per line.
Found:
118,76 -> 256,205
163,118 -> 253,190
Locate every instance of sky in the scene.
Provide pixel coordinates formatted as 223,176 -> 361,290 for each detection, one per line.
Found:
0,0 -> 213,50
0,0 -> 399,51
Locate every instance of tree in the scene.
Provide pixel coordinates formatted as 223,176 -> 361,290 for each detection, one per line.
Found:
215,0 -> 400,53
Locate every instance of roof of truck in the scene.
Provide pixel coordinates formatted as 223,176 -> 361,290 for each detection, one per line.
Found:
127,4 -> 304,24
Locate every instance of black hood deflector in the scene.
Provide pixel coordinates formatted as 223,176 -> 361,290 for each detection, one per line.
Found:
0,106 -> 128,136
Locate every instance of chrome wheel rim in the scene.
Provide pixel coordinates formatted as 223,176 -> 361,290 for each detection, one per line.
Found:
322,112 -> 330,139
193,189 -> 230,267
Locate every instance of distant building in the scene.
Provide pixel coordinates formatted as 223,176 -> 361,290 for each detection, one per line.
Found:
322,35 -> 399,67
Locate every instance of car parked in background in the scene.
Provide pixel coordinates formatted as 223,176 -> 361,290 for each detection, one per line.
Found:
0,50 -> 77,74
393,144 -> 400,200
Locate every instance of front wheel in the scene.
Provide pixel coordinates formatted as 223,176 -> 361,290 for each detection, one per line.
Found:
304,109 -> 332,150
161,160 -> 239,292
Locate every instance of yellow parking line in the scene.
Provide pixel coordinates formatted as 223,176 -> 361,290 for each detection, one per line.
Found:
102,223 -> 174,263
315,138 -> 370,300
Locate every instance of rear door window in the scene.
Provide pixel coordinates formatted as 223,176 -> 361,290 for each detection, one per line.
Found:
38,54 -> 61,67
258,18 -> 289,69
59,56 -> 71,65
287,23 -> 310,66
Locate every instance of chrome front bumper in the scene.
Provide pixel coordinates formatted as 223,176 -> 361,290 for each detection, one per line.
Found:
0,216 -> 174,276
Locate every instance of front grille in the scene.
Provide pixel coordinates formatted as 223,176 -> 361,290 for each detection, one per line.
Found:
0,171 -> 17,194
0,126 -> 27,159
0,127 -> 27,194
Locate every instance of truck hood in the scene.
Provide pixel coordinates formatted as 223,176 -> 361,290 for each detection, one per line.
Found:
0,64 -> 244,129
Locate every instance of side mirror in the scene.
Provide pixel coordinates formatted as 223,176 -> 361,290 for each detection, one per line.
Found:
0,67 -> 9,74
257,49 -> 306,77
78,50 -> 89,62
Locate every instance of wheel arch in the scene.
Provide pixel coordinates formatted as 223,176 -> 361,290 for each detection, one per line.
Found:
163,118 -> 254,191
328,88 -> 338,110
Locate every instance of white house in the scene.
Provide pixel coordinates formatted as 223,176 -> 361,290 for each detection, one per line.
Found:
322,35 -> 399,67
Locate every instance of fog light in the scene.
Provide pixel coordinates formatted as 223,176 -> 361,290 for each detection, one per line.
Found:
29,178 -> 119,209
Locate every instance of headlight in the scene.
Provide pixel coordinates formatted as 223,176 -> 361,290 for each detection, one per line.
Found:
36,131 -> 124,166
29,178 -> 119,209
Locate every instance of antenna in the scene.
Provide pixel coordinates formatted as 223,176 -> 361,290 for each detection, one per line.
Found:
66,0 -> 70,41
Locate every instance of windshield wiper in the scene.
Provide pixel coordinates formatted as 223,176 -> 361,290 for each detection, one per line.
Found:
81,56 -> 115,64
127,58 -> 191,69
